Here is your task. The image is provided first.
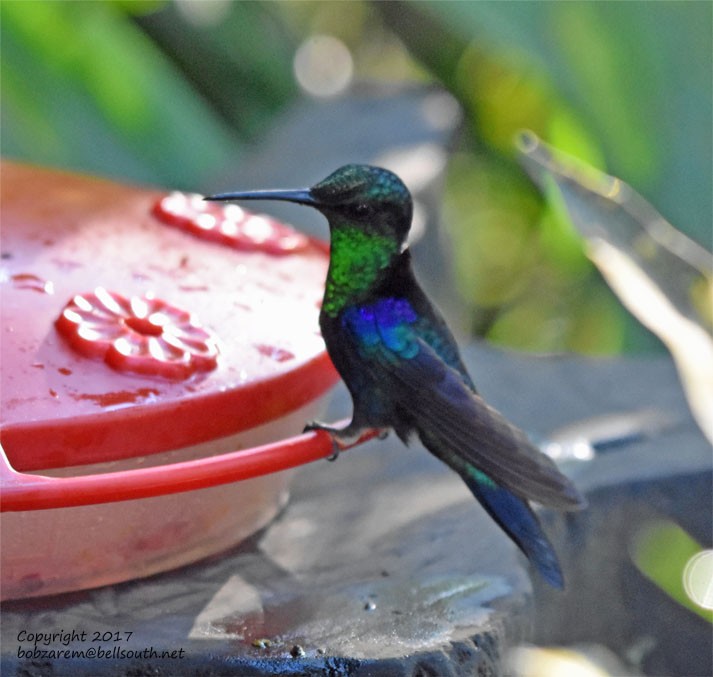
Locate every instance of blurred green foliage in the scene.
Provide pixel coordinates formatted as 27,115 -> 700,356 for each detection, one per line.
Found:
2,0 -> 710,355
378,2 -> 711,353
1,0 -> 238,188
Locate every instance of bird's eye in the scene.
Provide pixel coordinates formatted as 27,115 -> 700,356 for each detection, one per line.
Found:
354,203 -> 370,217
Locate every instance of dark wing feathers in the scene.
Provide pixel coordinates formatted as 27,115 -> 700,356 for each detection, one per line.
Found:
391,345 -> 584,509
352,309 -> 584,509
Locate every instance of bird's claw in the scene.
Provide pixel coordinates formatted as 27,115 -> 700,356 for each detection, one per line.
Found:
303,420 -> 346,437
302,420 -> 328,435
303,420 -> 386,461
303,420 -> 348,461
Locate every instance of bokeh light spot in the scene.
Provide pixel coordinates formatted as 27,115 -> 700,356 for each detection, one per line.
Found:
294,34 -> 353,98
683,550 -> 713,611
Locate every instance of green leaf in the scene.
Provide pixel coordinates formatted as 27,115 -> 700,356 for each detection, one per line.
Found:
1,0 -> 240,188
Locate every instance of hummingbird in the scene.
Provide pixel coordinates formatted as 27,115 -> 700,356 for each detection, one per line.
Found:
207,164 -> 586,588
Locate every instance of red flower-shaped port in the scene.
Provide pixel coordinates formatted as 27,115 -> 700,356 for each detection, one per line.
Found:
55,288 -> 219,380
152,192 -> 310,255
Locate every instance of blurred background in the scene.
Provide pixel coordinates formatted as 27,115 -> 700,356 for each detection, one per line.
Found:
2,0 -> 711,355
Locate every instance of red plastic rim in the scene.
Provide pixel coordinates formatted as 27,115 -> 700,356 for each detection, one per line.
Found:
0,425 -> 380,512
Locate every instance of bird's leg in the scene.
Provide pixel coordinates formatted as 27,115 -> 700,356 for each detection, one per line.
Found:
303,419 -> 389,460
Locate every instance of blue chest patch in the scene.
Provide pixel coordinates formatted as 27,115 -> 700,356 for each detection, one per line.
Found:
342,298 -> 420,359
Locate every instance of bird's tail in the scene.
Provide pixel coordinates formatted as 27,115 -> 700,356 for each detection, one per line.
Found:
460,466 -> 565,588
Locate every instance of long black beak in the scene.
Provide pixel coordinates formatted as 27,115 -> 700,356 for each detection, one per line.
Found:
204,188 -> 318,207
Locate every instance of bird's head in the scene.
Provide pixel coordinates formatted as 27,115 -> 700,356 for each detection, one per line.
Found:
206,164 -> 413,248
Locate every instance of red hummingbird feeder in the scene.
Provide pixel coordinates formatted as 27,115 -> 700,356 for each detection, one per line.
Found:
0,162 -> 367,600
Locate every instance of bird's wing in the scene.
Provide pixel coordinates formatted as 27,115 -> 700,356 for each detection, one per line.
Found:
342,299 -> 585,510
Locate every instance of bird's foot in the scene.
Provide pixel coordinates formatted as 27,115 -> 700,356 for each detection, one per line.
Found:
303,421 -> 388,461
303,420 -> 358,460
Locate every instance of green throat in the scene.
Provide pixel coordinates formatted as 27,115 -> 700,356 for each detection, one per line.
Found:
323,226 -> 399,317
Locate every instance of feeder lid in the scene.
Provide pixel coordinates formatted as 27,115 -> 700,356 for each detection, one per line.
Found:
0,162 -> 337,472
